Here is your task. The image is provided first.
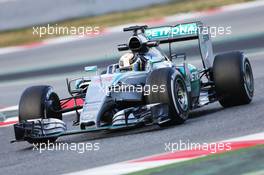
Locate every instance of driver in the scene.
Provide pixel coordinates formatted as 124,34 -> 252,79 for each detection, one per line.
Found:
119,52 -> 144,71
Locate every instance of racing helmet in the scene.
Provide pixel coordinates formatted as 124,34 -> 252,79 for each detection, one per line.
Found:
119,52 -> 135,70
119,52 -> 144,71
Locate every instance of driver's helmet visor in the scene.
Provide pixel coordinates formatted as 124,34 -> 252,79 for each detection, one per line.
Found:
119,53 -> 135,69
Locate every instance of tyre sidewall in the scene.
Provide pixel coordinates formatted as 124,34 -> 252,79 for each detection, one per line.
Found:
146,68 -> 189,125
213,52 -> 254,107
170,70 -> 189,121
19,86 -> 62,122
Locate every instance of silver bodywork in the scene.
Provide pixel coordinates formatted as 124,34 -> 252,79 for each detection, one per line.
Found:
79,22 -> 214,128
12,21 -> 217,143
80,68 -> 163,127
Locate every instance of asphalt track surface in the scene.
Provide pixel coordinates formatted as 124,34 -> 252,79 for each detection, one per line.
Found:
2,50 -> 264,175
0,4 -> 264,175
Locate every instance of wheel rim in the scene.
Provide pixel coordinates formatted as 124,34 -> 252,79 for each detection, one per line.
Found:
244,61 -> 254,93
176,79 -> 188,111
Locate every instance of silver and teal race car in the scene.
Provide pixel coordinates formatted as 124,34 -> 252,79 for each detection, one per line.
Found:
12,21 -> 254,144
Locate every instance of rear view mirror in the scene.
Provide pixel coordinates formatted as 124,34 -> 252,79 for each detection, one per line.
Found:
171,53 -> 186,61
84,66 -> 98,75
66,78 -> 91,96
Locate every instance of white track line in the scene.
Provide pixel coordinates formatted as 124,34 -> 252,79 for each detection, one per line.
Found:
0,105 -> 18,112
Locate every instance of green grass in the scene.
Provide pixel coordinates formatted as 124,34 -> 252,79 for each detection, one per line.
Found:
0,0 -> 251,47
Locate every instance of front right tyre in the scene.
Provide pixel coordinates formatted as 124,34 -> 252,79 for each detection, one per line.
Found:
18,85 -> 62,144
146,67 -> 189,126
19,85 -> 62,122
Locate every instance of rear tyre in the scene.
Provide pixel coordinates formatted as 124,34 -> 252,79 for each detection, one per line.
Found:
213,51 -> 254,107
146,67 -> 189,126
19,85 -> 62,122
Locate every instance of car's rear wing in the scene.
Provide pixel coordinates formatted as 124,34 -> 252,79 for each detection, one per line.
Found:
144,22 -> 200,43
144,21 -> 214,69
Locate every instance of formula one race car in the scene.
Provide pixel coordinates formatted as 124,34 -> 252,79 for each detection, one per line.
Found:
12,21 -> 254,144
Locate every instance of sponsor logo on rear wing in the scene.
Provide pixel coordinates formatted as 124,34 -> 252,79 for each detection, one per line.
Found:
144,22 -> 200,43
145,21 -> 214,69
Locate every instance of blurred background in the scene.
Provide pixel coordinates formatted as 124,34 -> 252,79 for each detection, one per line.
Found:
0,1 -> 264,175
0,0 -> 173,31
